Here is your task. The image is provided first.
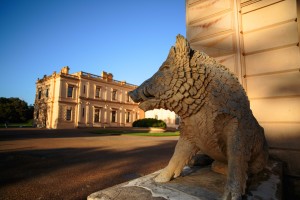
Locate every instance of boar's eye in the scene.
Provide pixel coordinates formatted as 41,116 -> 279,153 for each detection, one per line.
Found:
159,65 -> 170,71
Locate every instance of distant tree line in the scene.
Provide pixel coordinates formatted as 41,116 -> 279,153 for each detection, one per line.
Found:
0,97 -> 34,123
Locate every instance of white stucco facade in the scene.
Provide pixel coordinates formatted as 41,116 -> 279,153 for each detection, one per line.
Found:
145,109 -> 180,128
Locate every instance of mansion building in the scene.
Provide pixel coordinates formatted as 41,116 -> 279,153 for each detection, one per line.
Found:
34,66 -> 145,129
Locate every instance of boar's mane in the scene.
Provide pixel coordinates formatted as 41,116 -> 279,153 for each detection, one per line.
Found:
159,34 -> 246,119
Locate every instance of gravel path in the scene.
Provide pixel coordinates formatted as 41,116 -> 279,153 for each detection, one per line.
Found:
0,128 -> 178,200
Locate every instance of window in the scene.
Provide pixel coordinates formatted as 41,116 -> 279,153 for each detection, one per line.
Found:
82,108 -> 85,118
38,89 -> 42,99
167,117 -> 171,124
95,86 -> 101,98
112,89 -> 117,100
126,112 -> 131,123
45,88 -> 49,98
126,93 -> 130,102
66,109 -> 72,121
94,108 -> 101,122
83,85 -> 86,94
67,85 -> 74,97
175,116 -> 180,125
111,110 -> 117,123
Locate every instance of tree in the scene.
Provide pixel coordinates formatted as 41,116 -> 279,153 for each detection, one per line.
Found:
0,97 -> 33,123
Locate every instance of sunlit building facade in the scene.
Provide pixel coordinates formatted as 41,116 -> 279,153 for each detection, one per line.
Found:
34,66 -> 144,129
145,109 -> 180,128
186,0 -> 300,175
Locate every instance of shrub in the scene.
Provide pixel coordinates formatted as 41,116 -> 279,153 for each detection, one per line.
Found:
132,118 -> 166,128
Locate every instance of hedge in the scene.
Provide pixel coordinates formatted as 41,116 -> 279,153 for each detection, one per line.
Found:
132,118 -> 167,128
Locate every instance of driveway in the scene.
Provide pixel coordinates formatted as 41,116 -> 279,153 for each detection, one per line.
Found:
0,128 -> 178,200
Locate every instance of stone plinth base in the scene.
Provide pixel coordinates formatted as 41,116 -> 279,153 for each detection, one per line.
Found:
88,160 -> 282,200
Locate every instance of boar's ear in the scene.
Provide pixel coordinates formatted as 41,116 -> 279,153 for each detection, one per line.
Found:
167,46 -> 176,59
174,34 -> 190,56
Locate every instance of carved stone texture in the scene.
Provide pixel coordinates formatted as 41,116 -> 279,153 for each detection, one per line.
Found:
128,35 -> 269,200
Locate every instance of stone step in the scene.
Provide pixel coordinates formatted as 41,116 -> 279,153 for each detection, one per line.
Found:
88,160 -> 282,200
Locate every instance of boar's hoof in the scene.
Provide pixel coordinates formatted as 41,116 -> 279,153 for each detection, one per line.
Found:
154,169 -> 173,183
223,189 -> 243,200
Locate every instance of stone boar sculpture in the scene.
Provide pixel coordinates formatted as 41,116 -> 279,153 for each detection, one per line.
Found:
128,35 -> 268,200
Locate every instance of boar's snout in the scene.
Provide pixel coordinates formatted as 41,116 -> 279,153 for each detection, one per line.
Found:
128,90 -> 141,103
129,79 -> 155,104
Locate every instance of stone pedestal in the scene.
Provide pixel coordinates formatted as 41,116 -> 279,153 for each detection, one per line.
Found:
88,160 -> 282,200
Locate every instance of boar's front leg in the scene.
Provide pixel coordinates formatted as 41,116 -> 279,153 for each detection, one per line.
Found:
223,128 -> 250,200
154,136 -> 198,182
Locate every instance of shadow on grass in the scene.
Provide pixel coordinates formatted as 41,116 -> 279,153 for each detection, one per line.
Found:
0,129 -> 98,141
91,129 -> 180,136
0,128 -> 179,141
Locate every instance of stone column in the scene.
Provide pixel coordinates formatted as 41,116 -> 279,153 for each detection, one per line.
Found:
119,106 -> 124,127
86,102 -> 91,127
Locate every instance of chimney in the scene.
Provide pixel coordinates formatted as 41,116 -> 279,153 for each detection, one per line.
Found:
61,66 -> 70,74
107,73 -> 113,81
101,71 -> 107,79
101,71 -> 113,81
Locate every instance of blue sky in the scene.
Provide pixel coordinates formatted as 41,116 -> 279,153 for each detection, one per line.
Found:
0,0 -> 185,105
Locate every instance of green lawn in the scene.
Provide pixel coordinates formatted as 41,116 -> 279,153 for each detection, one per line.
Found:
0,119 -> 33,128
92,129 -> 180,137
